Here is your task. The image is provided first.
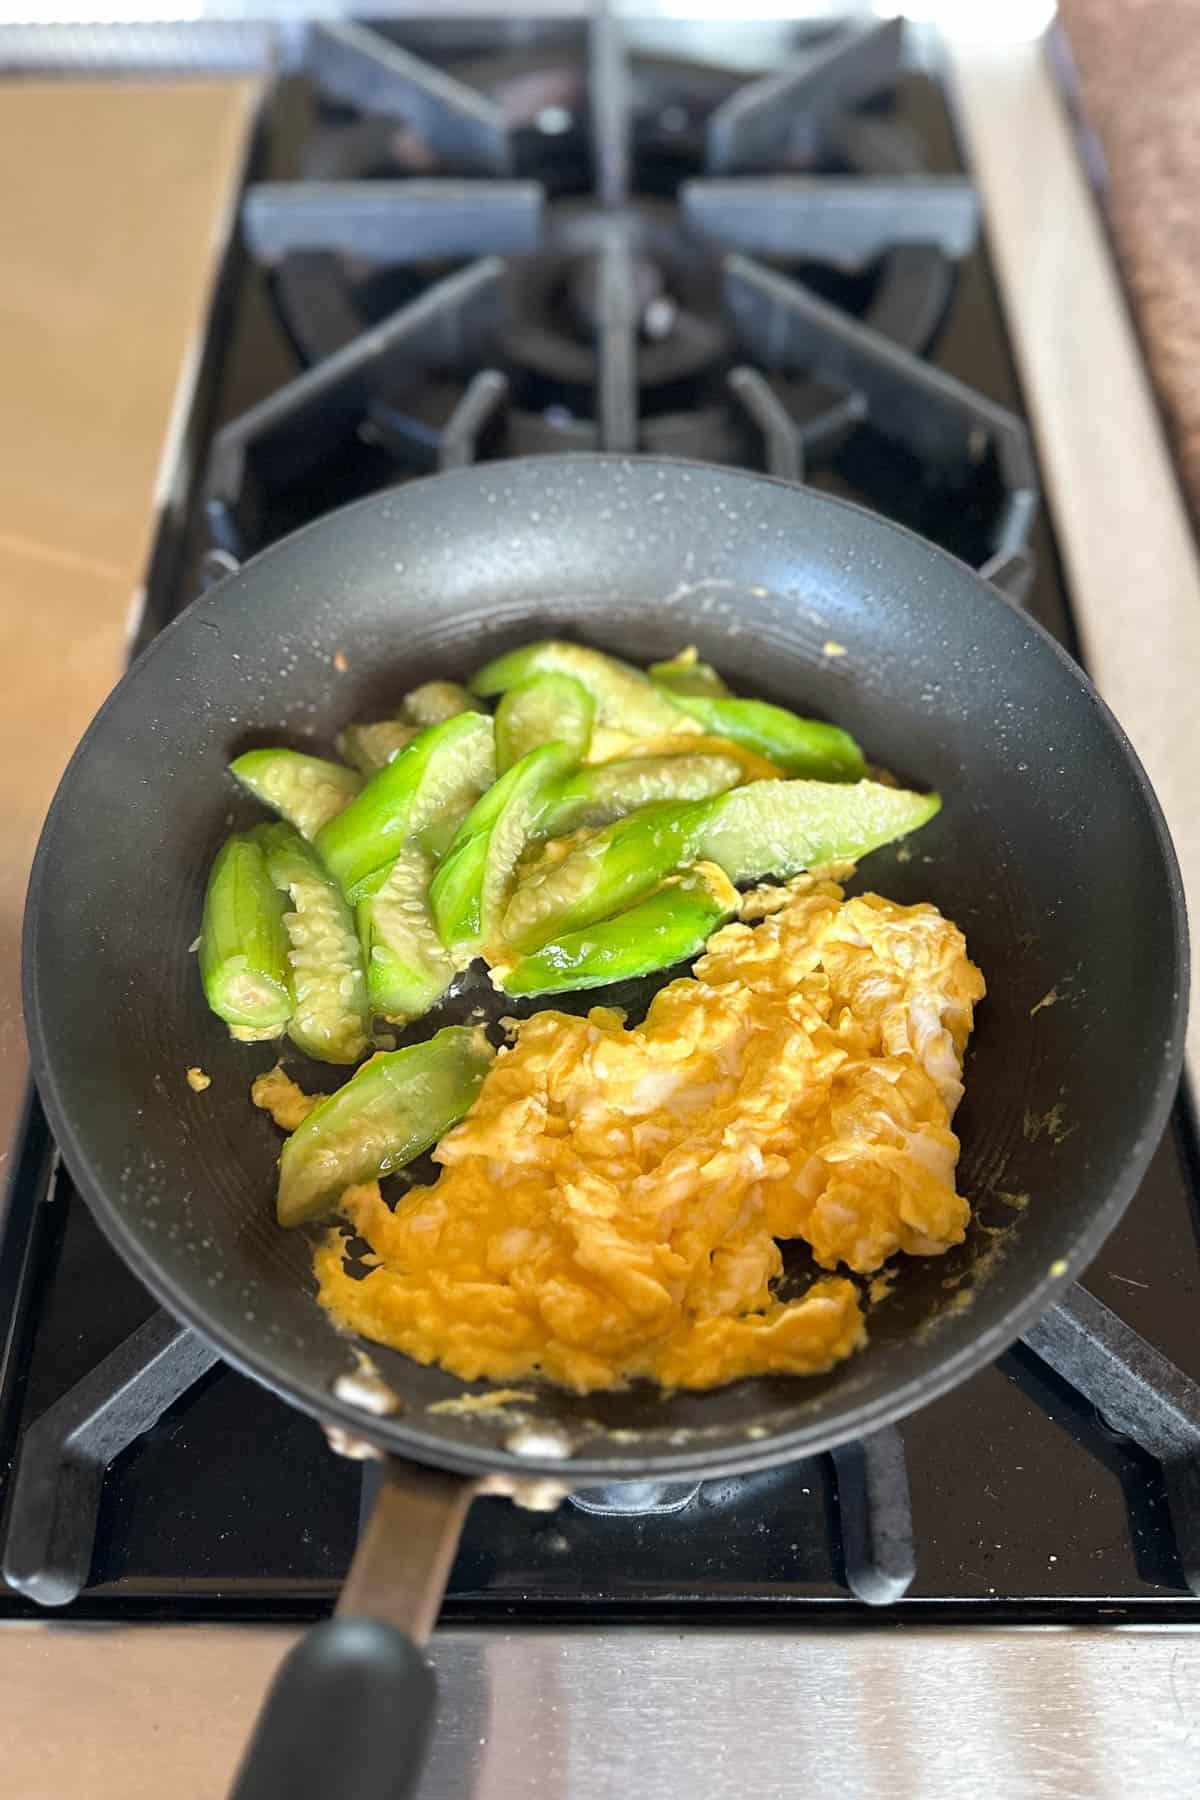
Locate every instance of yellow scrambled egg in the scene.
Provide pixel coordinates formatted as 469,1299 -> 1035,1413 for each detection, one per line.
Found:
251,1065 -> 324,1132
312,874 -> 985,1393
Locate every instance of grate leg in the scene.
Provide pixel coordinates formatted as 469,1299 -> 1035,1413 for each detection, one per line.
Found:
831,1425 -> 915,1605
1024,1284 -> 1200,1597
3,1309 -> 219,1606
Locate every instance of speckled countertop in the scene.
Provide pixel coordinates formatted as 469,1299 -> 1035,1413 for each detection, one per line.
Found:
1056,0 -> 1200,518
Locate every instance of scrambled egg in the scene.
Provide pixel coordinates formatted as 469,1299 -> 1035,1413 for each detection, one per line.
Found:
252,1064 -> 324,1132
313,874 -> 985,1393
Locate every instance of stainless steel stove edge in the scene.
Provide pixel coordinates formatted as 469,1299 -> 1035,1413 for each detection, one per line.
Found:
1,1622 -> 1199,1798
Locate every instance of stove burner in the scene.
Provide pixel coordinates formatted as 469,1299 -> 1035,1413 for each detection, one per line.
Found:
276,23 -> 967,420
569,1481 -> 701,1517
501,197 -> 729,399
208,15 -> 1035,594
568,242 -> 662,340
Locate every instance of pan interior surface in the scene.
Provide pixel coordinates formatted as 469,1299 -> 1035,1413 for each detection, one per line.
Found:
24,458 -> 1186,1479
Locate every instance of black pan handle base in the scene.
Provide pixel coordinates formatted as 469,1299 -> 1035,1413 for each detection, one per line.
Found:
229,1617 -> 435,1800
228,1457 -> 477,1800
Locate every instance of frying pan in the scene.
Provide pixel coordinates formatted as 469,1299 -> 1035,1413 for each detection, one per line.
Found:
23,457 -> 1186,1797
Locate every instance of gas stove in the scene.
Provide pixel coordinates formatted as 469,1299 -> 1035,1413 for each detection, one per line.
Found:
4,12 -> 1200,1794
191,17 -> 1039,611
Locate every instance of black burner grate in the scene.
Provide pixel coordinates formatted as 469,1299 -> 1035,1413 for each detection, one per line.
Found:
9,1282 -> 1200,1613
204,14 -> 1035,602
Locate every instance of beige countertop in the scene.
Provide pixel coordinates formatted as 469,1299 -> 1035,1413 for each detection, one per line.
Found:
0,77 -> 260,1187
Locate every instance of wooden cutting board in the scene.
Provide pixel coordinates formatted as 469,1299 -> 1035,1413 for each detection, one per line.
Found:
0,78 -> 260,1173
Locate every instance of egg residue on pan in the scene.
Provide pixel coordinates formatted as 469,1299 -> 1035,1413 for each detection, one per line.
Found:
312,873 -> 985,1393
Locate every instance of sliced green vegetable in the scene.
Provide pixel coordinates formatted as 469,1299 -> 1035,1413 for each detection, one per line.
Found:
316,712 -> 495,901
337,720 -> 417,777
498,863 -> 738,997
500,798 -> 715,955
661,694 -> 865,781
539,752 -> 743,837
430,740 -> 576,961
494,672 -> 594,776
344,702 -> 492,1021
276,1025 -> 494,1227
648,646 -> 730,698
257,823 -> 370,1065
199,833 -> 291,1036
502,779 -> 938,957
400,680 -> 474,729
471,640 -> 690,739
230,749 -> 361,841
357,846 -> 454,1023
336,681 -> 473,776
696,778 -> 941,883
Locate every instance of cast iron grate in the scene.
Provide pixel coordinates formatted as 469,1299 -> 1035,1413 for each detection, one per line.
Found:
0,1300 -> 914,1608
8,1286 -> 1200,1609
204,14 -> 1036,602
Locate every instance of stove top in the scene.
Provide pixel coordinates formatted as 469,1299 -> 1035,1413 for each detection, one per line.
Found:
3,14 -> 1200,1628
196,16 -> 1036,606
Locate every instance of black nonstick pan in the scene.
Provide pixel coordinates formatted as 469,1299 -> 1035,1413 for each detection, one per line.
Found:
23,457 -> 1187,1798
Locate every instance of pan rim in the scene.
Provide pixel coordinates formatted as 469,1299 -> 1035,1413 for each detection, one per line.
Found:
22,454 -> 1190,1480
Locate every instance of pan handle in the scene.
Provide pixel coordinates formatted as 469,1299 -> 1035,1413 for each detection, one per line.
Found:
228,1458 -> 477,1800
